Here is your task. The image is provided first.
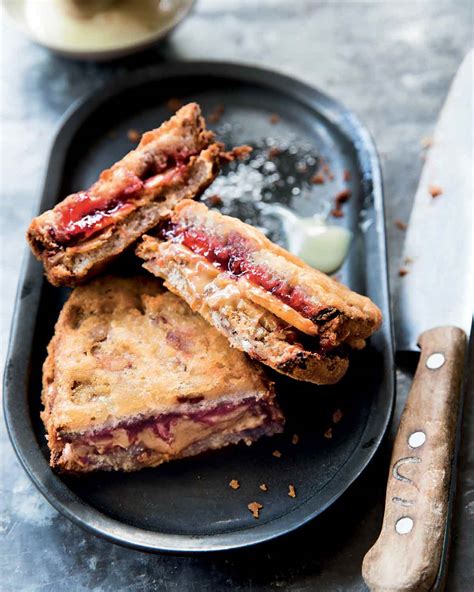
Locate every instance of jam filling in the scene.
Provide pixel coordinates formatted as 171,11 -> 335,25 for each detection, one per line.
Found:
63,397 -> 275,447
160,222 -> 339,324
52,152 -> 195,247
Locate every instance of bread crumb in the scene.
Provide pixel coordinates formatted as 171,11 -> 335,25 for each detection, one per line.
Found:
324,428 -> 333,439
270,114 -> 280,124
332,409 -> 343,424
399,267 -> 409,277
335,189 -> 351,207
166,98 -> 183,112
272,450 -> 282,458
310,173 -> 325,185
208,104 -> 225,124
288,484 -> 296,498
248,501 -> 263,518
331,208 -> 344,218
343,169 -> 351,182
322,162 -> 335,181
259,483 -> 268,492
291,434 -> 299,445
429,185 -> 443,198
229,479 -> 240,490
207,194 -> 223,207
421,136 -> 433,149
268,147 -> 282,159
404,256 -> 414,265
394,219 -> 407,231
127,129 -> 141,142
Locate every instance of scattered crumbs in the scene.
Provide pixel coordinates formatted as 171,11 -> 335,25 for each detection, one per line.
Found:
335,189 -> 352,207
394,218 -> 408,231
229,479 -> 240,490
269,114 -> 281,124
421,136 -> 433,149
127,129 -> 141,142
208,104 -> 225,124
310,172 -> 325,185
288,484 -> 296,498
291,434 -> 299,445
166,97 -> 183,112
332,409 -> 343,424
248,501 -> 263,519
343,169 -> 351,182
207,194 -> 223,207
331,208 -> 344,218
324,427 -> 333,439
272,450 -> 282,458
399,267 -> 409,277
268,147 -> 282,159
259,483 -> 268,492
429,184 -> 443,198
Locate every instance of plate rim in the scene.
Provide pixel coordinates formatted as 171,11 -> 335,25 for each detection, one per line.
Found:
3,60 -> 395,553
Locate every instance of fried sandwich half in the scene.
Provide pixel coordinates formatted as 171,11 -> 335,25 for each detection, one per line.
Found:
28,103 -> 242,287
136,200 -> 382,385
42,276 -> 284,472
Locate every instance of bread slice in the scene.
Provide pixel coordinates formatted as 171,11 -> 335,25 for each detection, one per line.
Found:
27,103 -> 238,287
136,200 -> 382,385
42,276 -> 284,472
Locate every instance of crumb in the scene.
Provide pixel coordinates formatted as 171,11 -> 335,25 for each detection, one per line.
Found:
429,184 -> 443,198
324,428 -> 333,439
310,173 -> 325,185
322,162 -> 335,181
259,483 -> 268,492
404,256 -> 414,265
335,189 -> 351,207
332,409 -> 343,424
220,145 -> 253,162
288,484 -> 296,498
343,169 -> 351,182
394,218 -> 407,231
208,104 -> 225,124
291,434 -> 299,445
166,98 -> 183,112
421,136 -> 433,149
268,147 -> 282,159
229,479 -> 240,490
331,208 -> 344,218
272,450 -> 282,458
270,114 -> 280,124
207,194 -> 223,207
127,129 -> 141,142
399,267 -> 409,277
248,501 -> 263,519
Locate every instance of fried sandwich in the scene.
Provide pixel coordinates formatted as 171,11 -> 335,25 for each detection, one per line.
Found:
28,103 -> 240,287
42,276 -> 284,472
136,200 -> 382,384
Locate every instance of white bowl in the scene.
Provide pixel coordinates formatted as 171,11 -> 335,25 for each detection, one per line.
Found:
3,0 -> 195,61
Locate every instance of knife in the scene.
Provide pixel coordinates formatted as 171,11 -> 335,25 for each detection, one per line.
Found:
362,50 -> 473,592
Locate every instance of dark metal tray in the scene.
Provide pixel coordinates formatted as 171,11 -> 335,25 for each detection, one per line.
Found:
3,62 -> 395,553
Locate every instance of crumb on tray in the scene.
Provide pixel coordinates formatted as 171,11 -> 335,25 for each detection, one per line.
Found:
229,479 -> 240,490
272,450 -> 282,458
310,173 -> 325,185
291,434 -> 299,445
127,129 -> 141,142
248,501 -> 263,519
399,267 -> 409,277
259,483 -> 268,492
324,427 -> 333,439
394,218 -> 407,231
429,184 -> 443,198
332,409 -> 343,424
288,484 -> 296,498
269,114 -> 280,124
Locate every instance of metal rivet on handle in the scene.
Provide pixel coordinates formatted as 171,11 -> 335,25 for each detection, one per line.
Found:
426,352 -> 445,370
408,431 -> 426,448
395,517 -> 414,534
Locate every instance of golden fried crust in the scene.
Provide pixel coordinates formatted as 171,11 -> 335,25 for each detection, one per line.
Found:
41,276 -> 274,439
27,104 -> 223,286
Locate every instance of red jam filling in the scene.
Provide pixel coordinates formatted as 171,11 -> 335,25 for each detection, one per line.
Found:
52,153 -> 194,247
161,222 -> 333,322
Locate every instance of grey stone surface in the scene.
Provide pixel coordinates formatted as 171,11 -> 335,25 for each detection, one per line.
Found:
1,1 -> 472,590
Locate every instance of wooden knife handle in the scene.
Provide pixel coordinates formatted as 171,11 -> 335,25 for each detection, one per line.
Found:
362,326 -> 467,592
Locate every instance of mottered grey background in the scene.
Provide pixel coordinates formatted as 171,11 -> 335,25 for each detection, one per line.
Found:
1,1 -> 473,590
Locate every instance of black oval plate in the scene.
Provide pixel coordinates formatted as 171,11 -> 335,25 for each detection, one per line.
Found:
3,62 -> 394,552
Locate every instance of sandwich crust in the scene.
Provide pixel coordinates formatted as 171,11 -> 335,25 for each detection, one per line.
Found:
42,276 -> 283,471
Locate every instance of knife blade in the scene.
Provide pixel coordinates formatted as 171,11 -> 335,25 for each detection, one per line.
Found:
362,51 -> 473,592
395,50 -> 474,352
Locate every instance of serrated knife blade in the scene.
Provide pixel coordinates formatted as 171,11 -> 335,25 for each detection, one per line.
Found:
394,50 -> 474,352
